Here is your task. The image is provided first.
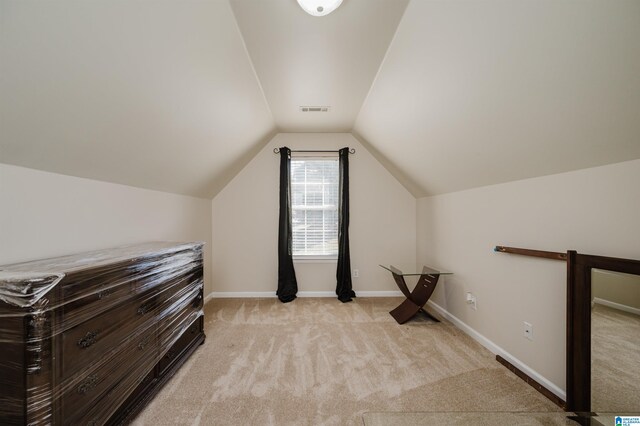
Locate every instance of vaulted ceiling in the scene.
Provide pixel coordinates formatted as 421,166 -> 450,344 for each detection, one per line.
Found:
355,0 -> 640,196
1,0 -> 639,199
229,0 -> 408,132
0,0 -> 275,198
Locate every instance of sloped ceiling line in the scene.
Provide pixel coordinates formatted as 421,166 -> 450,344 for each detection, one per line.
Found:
2,0 -> 639,200
354,0 -> 640,197
0,0 -> 276,199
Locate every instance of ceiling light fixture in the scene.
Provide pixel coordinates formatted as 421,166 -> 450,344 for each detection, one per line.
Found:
296,0 -> 343,17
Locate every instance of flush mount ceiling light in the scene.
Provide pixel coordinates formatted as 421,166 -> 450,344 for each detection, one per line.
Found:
297,0 -> 343,17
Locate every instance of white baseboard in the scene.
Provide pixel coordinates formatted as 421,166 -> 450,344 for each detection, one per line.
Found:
357,291 -> 403,297
205,290 -> 403,302
299,291 -> 334,297
427,300 -> 566,400
593,297 -> 640,316
206,291 -> 275,301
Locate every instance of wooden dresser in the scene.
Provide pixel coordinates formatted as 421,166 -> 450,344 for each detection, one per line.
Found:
0,242 -> 205,425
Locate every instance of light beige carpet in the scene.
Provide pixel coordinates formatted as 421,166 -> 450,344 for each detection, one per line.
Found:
133,298 -> 560,425
592,304 -> 640,412
362,412 -> 583,426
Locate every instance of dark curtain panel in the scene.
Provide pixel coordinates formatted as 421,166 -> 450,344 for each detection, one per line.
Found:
277,147 -> 298,303
336,147 -> 356,302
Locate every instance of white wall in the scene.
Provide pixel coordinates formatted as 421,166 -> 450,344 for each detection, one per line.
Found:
593,269 -> 640,311
417,159 -> 640,396
0,164 -> 213,294
211,133 -> 416,294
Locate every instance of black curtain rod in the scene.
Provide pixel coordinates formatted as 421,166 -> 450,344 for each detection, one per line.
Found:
273,148 -> 355,154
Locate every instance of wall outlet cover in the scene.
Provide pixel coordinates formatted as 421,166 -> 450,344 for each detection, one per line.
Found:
466,292 -> 477,310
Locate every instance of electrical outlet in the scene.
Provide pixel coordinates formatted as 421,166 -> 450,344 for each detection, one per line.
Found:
353,269 -> 359,278
466,292 -> 477,310
524,322 -> 533,340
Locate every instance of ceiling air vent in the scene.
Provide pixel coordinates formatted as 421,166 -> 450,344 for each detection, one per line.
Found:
300,106 -> 330,112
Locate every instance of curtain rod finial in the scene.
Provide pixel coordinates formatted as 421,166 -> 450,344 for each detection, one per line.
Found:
273,148 -> 280,154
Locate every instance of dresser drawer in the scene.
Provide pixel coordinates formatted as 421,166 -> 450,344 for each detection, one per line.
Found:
154,272 -> 202,311
61,280 -> 136,331
59,252 -> 201,320
75,368 -> 156,426
61,266 -> 137,308
134,258 -> 201,293
157,282 -> 202,343
59,252 -> 192,318
59,291 -> 160,378
61,328 -> 158,426
106,367 -> 157,425
158,315 -> 203,377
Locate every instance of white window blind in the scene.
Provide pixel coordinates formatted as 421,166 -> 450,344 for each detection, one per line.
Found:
290,157 -> 339,258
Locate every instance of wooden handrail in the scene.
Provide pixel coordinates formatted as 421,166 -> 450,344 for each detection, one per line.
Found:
494,245 -> 567,261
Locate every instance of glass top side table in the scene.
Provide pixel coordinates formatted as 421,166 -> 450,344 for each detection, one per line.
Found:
379,265 -> 452,324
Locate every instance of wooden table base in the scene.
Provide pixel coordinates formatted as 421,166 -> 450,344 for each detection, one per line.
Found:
388,269 -> 440,324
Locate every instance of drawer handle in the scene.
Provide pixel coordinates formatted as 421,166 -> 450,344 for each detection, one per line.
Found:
77,374 -> 98,395
77,331 -> 99,349
97,287 -> 113,299
137,303 -> 152,315
192,293 -> 203,308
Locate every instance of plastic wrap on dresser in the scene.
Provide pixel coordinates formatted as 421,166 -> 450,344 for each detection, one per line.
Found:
0,242 -> 206,425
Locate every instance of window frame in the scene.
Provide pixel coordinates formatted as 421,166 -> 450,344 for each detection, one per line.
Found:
289,154 -> 339,261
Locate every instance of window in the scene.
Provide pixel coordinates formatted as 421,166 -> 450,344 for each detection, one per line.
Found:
290,157 -> 339,258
